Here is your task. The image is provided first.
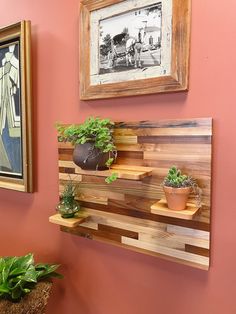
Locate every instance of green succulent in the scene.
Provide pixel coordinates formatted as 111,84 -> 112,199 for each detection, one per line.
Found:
163,166 -> 202,207
163,166 -> 194,188
0,253 -> 62,302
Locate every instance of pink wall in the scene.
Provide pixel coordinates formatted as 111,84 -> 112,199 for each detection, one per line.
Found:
0,0 -> 236,313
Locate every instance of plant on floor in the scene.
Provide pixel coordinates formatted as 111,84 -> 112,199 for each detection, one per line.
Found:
57,178 -> 81,218
0,253 -> 62,302
56,117 -> 118,183
162,166 -> 201,210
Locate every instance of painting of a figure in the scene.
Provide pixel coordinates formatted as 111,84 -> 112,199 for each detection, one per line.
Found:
0,40 -> 22,178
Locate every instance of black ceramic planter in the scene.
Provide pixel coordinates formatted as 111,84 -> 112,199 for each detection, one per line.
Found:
73,143 -> 110,170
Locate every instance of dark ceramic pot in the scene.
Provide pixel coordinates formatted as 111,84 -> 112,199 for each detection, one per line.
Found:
73,143 -> 110,170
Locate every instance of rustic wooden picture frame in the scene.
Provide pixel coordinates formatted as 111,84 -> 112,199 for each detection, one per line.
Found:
80,0 -> 191,100
0,21 -> 33,192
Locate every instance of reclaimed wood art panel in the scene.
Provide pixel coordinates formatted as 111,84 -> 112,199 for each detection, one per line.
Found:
58,118 -> 212,270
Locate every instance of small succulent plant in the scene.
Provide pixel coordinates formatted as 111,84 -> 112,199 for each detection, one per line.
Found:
163,166 -> 195,188
163,166 -> 202,207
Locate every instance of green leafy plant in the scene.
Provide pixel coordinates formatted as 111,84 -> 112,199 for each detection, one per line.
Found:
0,253 -> 62,302
57,177 -> 80,218
56,117 -> 118,182
105,172 -> 118,184
163,166 -> 202,207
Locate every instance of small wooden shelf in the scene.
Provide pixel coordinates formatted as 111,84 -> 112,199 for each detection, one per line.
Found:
76,164 -> 153,181
151,199 -> 200,220
49,213 -> 88,228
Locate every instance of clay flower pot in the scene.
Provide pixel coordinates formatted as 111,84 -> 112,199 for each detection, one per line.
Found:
163,186 -> 191,210
73,143 -> 110,170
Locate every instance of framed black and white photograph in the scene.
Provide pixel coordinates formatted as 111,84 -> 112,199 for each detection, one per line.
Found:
98,3 -> 163,77
80,0 -> 191,100
0,21 -> 33,192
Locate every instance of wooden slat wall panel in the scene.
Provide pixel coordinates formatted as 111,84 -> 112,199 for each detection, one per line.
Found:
58,118 -> 212,270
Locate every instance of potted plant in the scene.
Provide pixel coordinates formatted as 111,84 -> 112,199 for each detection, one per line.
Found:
162,166 -> 201,211
0,253 -> 62,314
57,117 -> 117,171
56,178 -> 80,218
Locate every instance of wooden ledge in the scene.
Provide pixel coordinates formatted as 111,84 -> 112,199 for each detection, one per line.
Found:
49,213 -> 89,228
151,199 -> 200,220
76,164 -> 153,181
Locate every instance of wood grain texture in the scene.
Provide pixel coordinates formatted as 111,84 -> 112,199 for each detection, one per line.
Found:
57,118 -> 212,270
49,213 -> 88,228
79,0 -> 191,100
75,165 -> 153,180
151,199 -> 200,220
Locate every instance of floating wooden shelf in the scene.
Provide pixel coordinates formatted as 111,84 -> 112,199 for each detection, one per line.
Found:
49,213 -> 88,228
151,199 -> 200,220
58,118 -> 212,270
75,164 -> 153,181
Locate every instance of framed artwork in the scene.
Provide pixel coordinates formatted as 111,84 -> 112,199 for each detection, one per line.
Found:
80,0 -> 191,100
0,21 -> 33,192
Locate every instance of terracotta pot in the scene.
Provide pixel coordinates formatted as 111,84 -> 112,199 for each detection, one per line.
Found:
0,281 -> 52,314
73,143 -> 110,170
163,186 -> 191,210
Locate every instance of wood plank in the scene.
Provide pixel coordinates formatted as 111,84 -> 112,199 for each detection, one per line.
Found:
114,127 -> 212,137
75,165 -> 152,180
59,167 -> 75,174
111,164 -> 153,173
114,136 -> 138,144
115,118 -> 212,129
49,213 -> 88,228
151,199 -> 200,220
59,173 -> 82,181
144,151 -> 211,163
116,143 -> 211,154
98,224 -> 139,239
166,225 -> 210,240
65,225 -> 122,243
139,232 -> 209,249
59,160 -> 76,168
138,136 -> 211,144
185,245 -> 210,257
122,237 -> 209,268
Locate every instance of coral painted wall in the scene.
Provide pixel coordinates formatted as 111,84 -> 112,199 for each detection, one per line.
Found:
0,0 -> 236,313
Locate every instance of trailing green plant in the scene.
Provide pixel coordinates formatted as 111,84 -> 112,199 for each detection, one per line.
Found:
0,253 -> 62,302
56,117 -> 118,182
163,166 -> 202,207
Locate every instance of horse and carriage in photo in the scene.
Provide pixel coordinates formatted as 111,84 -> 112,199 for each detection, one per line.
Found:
100,30 -> 161,73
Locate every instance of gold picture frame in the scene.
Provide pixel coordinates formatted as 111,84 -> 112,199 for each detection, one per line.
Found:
0,21 -> 33,192
80,0 -> 191,100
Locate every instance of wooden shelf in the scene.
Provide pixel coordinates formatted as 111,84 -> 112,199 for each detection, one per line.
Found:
151,199 -> 200,220
49,213 -> 88,228
76,164 -> 153,181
